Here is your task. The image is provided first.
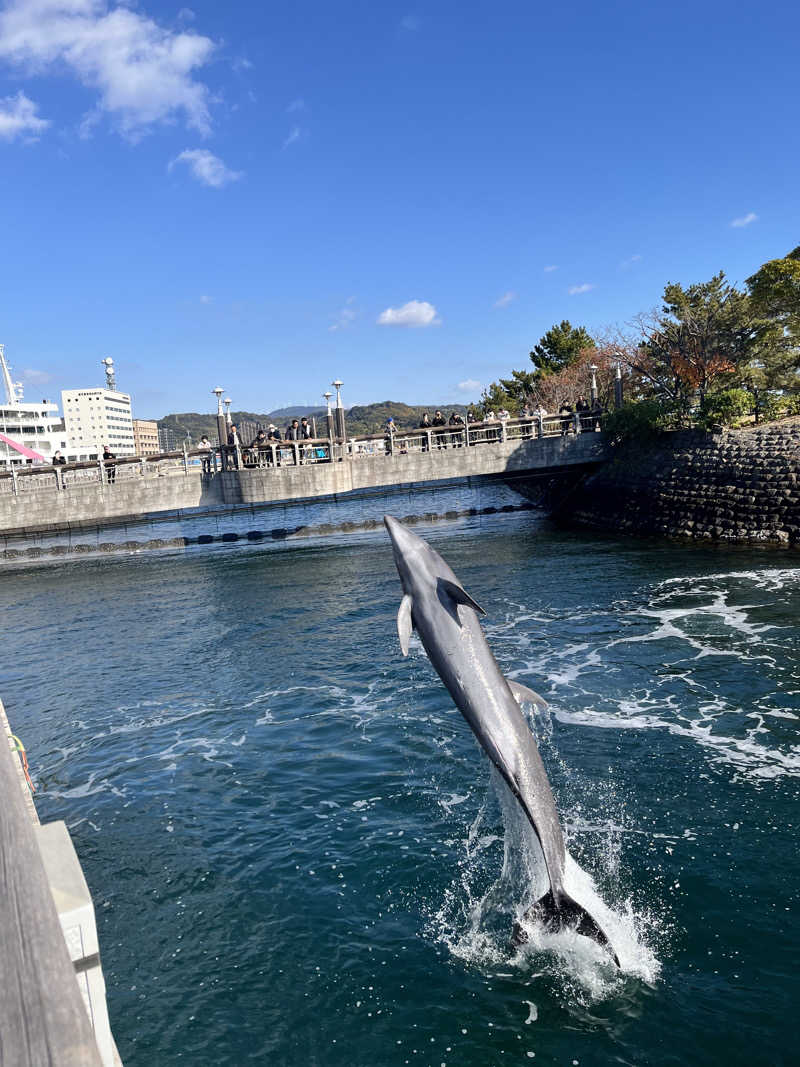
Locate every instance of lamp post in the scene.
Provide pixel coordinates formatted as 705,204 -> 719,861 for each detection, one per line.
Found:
224,397 -> 232,425
613,357 -> 623,410
589,363 -> 599,406
323,391 -> 333,443
332,379 -> 346,441
212,386 -> 228,467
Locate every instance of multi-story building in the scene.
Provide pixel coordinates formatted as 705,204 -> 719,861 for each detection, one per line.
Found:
157,425 -> 181,453
61,387 -> 135,459
0,345 -> 69,467
132,419 -> 160,456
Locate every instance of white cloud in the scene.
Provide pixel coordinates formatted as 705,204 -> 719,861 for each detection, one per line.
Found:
377,300 -> 441,327
493,290 -> 517,308
620,253 -> 642,268
22,367 -> 52,384
169,149 -> 242,188
400,15 -> 420,31
0,90 -> 48,140
283,124 -> 301,148
568,283 -> 594,295
0,0 -> 216,138
199,294 -> 212,304
543,264 -> 558,273
329,297 -> 357,332
457,379 -> 481,393
731,212 -> 758,228
287,97 -> 305,113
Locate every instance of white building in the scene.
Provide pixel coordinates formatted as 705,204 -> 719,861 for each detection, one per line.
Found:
61,359 -> 135,459
0,344 -> 69,467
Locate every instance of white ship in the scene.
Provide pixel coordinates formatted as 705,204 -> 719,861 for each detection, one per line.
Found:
0,344 -> 68,468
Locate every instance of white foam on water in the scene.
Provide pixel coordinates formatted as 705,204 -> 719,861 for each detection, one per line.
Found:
500,565 -> 800,782
426,769 -> 662,1003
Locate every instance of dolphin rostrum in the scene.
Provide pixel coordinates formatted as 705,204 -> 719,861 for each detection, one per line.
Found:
384,515 -> 619,966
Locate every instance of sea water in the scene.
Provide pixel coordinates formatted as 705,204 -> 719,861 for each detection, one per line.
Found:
1,507 -> 798,1066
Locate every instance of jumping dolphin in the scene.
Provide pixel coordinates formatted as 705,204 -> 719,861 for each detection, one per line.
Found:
384,515 -> 619,966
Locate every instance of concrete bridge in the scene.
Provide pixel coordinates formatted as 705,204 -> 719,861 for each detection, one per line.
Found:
0,415 -> 610,545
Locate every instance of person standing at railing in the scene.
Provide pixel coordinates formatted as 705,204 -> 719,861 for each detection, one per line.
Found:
448,411 -> 465,447
227,425 -> 240,470
102,445 -> 116,483
432,409 -> 447,449
558,402 -> 573,436
299,417 -> 313,462
419,412 -> 431,451
249,429 -> 267,467
197,435 -> 213,473
52,451 -> 66,465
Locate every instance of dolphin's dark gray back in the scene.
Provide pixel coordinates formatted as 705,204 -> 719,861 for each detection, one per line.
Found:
384,515 -> 619,966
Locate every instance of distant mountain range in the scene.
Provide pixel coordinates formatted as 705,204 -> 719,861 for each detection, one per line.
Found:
158,400 -> 469,442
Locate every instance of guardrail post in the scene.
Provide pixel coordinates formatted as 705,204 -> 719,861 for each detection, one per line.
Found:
97,460 -> 105,494
292,441 -> 300,466
536,416 -> 543,438
183,444 -> 189,475
500,420 -> 507,443
573,412 -> 581,434
10,467 -> 18,496
140,457 -> 147,479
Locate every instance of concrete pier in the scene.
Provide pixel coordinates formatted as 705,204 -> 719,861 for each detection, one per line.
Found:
1,698 -> 121,1066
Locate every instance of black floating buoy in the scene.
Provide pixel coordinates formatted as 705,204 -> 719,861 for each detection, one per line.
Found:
247,530 -> 264,540
197,534 -> 214,544
221,532 -> 239,542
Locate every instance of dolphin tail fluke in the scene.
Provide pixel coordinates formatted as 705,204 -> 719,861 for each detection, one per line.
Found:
512,889 -> 620,967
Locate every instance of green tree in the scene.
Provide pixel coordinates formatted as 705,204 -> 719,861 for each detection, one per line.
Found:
529,320 -> 595,378
744,245 -> 800,403
629,273 -> 753,413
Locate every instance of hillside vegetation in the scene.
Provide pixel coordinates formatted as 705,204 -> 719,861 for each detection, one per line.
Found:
158,401 -> 468,442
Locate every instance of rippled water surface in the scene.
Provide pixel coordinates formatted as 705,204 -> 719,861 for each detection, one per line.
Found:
2,510 -> 798,1066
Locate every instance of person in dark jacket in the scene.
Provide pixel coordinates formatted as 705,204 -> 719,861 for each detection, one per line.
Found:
285,419 -> 301,441
432,409 -> 447,449
52,450 -> 67,465
102,445 -> 116,483
448,411 -> 465,447
300,417 -> 313,440
558,403 -> 573,436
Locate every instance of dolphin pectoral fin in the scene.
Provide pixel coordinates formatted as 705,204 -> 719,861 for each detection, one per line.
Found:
508,680 -> 549,712
512,889 -> 620,968
437,578 -> 486,618
397,594 -> 413,656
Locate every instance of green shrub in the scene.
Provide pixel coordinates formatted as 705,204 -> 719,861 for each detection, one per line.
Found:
602,400 -> 670,445
697,388 -> 752,429
757,391 -> 800,422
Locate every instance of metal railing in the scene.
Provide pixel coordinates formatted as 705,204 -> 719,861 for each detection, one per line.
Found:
0,414 -> 603,496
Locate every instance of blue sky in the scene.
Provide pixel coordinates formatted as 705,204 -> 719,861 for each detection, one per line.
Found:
0,0 -> 798,418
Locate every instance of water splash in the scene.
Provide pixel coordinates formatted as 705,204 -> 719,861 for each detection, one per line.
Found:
426,767 -> 661,1001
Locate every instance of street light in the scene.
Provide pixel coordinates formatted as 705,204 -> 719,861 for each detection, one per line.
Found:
323,391 -> 333,443
331,380 -> 345,440
224,397 -> 232,424
589,363 -> 599,406
212,386 -> 224,417
611,352 -> 624,410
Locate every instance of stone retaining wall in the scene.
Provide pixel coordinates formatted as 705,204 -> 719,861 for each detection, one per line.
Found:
570,418 -> 800,546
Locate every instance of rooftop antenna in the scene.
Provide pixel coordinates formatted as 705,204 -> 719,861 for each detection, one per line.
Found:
101,356 -> 116,391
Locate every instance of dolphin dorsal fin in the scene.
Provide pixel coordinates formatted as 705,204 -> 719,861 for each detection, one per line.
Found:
438,578 -> 486,617
508,680 -> 549,711
397,594 -> 413,656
